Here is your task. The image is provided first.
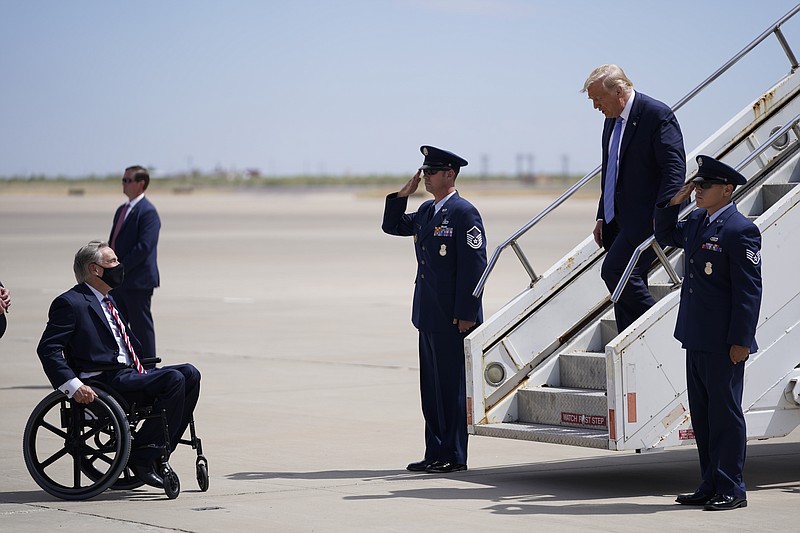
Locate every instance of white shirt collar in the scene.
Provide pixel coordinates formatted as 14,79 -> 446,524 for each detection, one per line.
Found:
708,201 -> 734,223
84,282 -> 107,303
619,89 -> 635,123
128,193 -> 145,209
435,190 -> 457,213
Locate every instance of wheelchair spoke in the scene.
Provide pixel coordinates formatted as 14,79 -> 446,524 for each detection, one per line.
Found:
38,420 -> 69,440
73,453 -> 82,488
80,447 -> 114,467
38,447 -> 69,470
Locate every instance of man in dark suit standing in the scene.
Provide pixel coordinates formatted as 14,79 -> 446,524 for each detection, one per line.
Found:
655,155 -> 762,511
382,146 -> 487,474
582,64 -> 686,332
110,165 -> 161,359
37,240 -> 200,488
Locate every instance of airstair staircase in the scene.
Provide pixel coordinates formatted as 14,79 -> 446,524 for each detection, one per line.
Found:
465,5 -> 800,452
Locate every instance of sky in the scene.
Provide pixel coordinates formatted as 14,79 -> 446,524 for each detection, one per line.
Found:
2,0 -> 800,178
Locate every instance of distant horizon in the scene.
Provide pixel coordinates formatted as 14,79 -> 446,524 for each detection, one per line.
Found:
2,1 -> 800,177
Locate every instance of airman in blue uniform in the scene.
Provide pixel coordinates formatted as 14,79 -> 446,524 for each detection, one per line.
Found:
655,155 -> 762,511
382,145 -> 487,473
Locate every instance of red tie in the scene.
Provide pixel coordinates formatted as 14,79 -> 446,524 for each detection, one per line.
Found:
103,297 -> 146,374
110,203 -> 129,250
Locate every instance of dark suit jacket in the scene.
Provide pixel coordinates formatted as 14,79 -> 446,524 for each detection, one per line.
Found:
382,192 -> 487,333
110,196 -> 161,289
599,92 -> 686,244
37,283 -> 143,388
655,203 -> 762,353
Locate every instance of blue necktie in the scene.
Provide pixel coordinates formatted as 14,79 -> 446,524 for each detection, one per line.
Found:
603,118 -> 624,223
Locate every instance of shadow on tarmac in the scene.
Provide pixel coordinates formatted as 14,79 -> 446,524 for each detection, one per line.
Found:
227,442 -> 800,516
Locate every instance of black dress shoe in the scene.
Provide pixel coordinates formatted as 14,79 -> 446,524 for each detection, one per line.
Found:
425,461 -> 467,473
130,462 -> 165,488
704,494 -> 747,511
406,459 -> 436,472
675,490 -> 715,505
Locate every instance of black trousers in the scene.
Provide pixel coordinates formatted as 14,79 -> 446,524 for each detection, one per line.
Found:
686,349 -> 747,498
418,330 -> 468,465
101,363 -> 201,464
601,220 -> 656,332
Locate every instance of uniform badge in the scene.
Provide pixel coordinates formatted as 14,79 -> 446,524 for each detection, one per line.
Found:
434,226 -> 453,237
704,262 -> 713,275
710,236 -> 719,242
439,244 -> 447,256
746,249 -> 761,265
422,147 -> 429,156
467,226 -> 483,249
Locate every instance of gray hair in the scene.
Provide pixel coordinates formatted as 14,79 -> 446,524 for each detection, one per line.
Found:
73,240 -> 108,283
581,64 -> 634,94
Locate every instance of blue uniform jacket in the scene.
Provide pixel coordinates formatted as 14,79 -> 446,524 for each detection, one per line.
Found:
110,196 -> 161,290
599,92 -> 686,243
382,191 -> 487,334
37,283 -> 144,388
654,203 -> 762,353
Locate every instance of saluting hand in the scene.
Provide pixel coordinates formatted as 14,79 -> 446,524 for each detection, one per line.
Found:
398,170 -> 422,198
669,181 -> 695,206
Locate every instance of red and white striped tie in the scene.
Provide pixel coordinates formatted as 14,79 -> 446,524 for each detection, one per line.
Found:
103,297 -> 146,374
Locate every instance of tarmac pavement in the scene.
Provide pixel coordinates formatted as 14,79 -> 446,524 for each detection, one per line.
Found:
0,186 -> 797,532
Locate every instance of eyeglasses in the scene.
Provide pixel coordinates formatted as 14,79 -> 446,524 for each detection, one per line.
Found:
121,178 -> 136,183
695,181 -> 723,190
422,168 -> 448,176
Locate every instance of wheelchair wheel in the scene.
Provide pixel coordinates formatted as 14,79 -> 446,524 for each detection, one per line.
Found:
163,464 -> 180,499
109,466 -> 146,490
23,390 -> 131,500
78,413 -> 144,491
196,456 -> 209,492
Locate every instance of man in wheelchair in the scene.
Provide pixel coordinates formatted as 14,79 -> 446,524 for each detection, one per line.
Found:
36,240 -> 201,489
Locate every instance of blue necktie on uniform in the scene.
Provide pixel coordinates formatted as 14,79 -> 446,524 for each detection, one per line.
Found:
603,118 -> 624,223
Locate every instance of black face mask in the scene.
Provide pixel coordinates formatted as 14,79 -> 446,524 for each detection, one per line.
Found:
95,263 -> 125,289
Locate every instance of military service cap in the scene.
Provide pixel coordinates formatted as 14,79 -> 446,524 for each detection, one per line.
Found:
420,145 -> 468,170
693,155 -> 746,186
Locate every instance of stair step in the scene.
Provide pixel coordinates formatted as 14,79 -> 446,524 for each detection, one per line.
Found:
474,422 -> 609,449
649,282 -> 676,302
599,318 -> 618,346
518,387 -> 608,429
762,183 -> 797,212
560,351 -> 606,390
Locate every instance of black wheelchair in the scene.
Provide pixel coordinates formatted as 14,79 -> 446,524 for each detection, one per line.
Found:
22,359 -> 209,500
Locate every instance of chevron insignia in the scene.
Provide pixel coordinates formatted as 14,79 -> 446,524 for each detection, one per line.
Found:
746,249 -> 761,265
